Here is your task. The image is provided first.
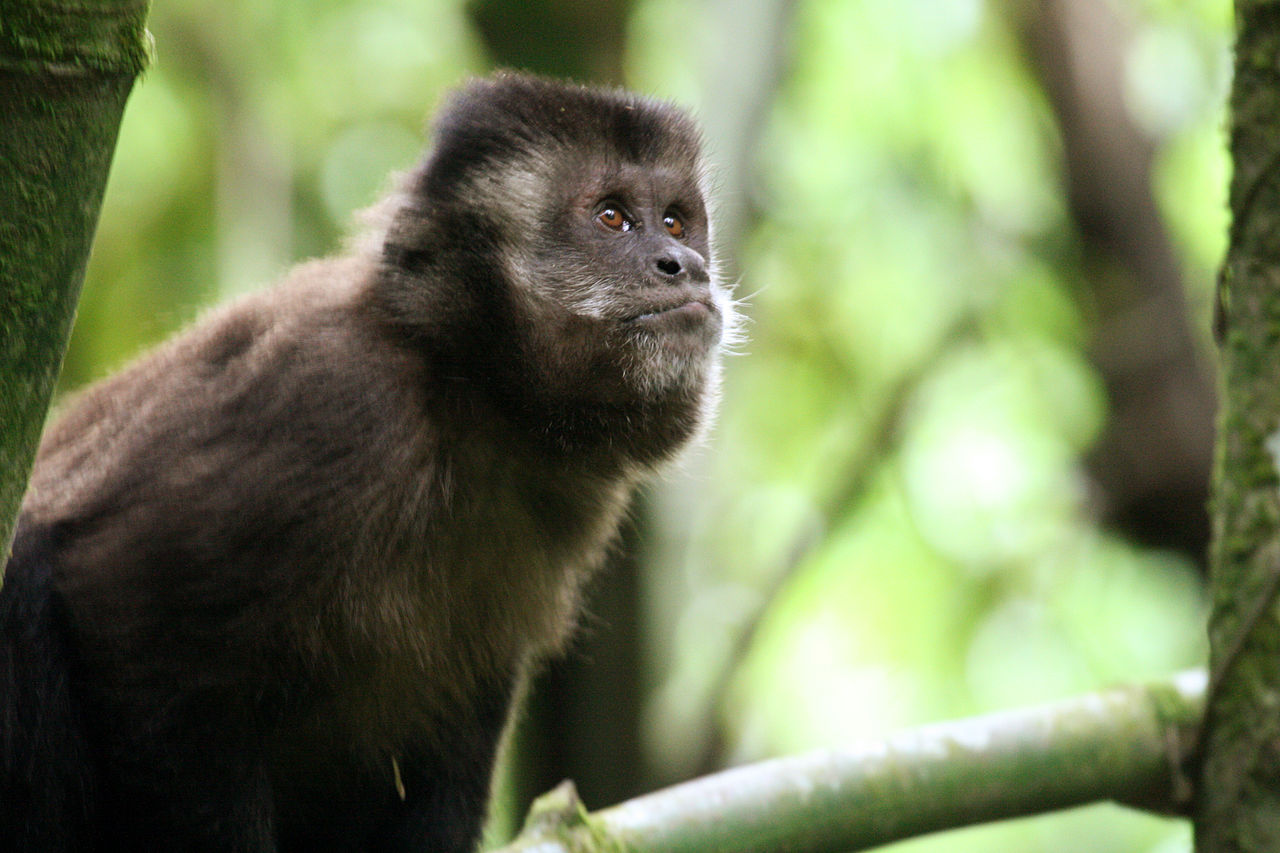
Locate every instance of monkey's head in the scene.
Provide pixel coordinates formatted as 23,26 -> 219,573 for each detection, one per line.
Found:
375,74 -> 733,464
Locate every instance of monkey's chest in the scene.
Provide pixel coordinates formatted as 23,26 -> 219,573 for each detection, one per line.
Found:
267,639 -> 519,845
266,471 -> 629,833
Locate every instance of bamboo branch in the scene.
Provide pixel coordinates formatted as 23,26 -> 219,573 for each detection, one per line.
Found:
496,672 -> 1204,853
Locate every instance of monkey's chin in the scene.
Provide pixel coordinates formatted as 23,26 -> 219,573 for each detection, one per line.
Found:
619,302 -> 722,398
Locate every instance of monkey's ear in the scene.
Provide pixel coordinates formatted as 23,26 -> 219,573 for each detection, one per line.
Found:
345,172 -> 421,259
382,206 -> 429,264
356,162 -> 440,266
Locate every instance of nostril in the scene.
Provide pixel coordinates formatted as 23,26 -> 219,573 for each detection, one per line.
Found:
656,257 -> 681,277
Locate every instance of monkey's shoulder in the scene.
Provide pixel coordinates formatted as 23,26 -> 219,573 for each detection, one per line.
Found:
24,254 -> 414,520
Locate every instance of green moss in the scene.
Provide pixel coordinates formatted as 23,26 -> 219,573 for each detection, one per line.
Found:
0,0 -> 146,558
515,782 -> 633,853
0,0 -> 152,75
1197,4 -> 1280,848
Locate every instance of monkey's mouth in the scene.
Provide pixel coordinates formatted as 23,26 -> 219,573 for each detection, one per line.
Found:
624,299 -> 713,325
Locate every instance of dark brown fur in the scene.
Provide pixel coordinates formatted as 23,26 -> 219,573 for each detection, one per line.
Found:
0,73 -> 730,852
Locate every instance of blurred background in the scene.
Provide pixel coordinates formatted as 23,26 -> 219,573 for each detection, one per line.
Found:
64,0 -> 1227,849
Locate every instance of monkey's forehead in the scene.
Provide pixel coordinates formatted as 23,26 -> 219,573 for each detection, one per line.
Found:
431,73 -> 704,174
562,158 -> 709,210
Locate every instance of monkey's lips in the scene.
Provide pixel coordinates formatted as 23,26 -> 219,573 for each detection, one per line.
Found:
623,299 -> 714,327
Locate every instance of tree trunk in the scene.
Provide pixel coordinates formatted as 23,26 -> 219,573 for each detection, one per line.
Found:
0,0 -> 150,559
1195,2 -> 1280,849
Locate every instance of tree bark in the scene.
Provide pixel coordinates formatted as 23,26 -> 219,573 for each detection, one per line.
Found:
1195,2 -> 1280,849
0,0 -> 150,560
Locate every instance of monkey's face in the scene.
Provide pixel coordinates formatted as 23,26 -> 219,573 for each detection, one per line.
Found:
384,75 -> 730,436
507,155 -> 727,404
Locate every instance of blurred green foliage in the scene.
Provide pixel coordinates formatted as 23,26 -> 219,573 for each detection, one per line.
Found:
67,0 -> 1226,850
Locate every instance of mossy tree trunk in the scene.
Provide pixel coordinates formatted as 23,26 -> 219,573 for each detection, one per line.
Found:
1196,2 -> 1280,849
0,0 -> 149,561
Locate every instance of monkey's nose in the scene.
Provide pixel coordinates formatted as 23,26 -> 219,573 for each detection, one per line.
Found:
654,245 -> 706,280
656,257 -> 682,276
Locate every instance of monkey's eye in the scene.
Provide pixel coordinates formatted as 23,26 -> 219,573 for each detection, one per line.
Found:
663,213 -> 685,239
597,207 -> 631,231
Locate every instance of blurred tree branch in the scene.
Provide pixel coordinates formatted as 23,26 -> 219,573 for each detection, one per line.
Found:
466,0 -> 633,83
0,0 -> 150,561
497,673 -> 1202,853
1018,0 -> 1216,564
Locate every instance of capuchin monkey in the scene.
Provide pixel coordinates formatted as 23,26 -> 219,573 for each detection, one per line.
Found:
0,73 -> 733,852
